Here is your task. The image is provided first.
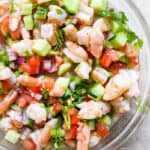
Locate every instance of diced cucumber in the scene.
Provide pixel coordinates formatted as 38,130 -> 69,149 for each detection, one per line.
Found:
6,37 -> 13,47
33,39 -> 51,56
88,120 -> 96,130
119,56 -> 129,64
110,32 -> 127,48
0,62 -> 5,69
63,0 -> 80,14
90,0 -> 108,11
21,3 -> 33,15
5,130 -> 20,144
101,115 -> 111,125
34,6 -> 48,20
23,15 -> 34,30
115,50 -> 124,58
88,83 -> 104,101
37,0 -> 51,4
58,62 -> 72,76
56,77 -> 70,91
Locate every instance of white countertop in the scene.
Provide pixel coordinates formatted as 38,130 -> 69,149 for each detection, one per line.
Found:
121,0 -> 150,150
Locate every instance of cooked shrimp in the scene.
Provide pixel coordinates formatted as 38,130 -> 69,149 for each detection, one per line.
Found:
76,3 -> 94,26
0,67 -> 13,80
75,62 -> 92,79
93,18 -> 111,32
63,24 -> 78,42
26,103 -> 47,124
63,41 -> 88,63
0,0 -> 10,23
21,26 -> 31,39
77,123 -> 90,150
91,67 -> 110,84
111,97 -> 130,114
78,101 -> 110,119
103,69 -> 140,101
11,39 -> 33,56
41,23 -> 57,46
50,77 -> 69,97
77,27 -> 92,47
0,90 -> 18,115
17,75 -> 42,88
39,119 -> 58,145
33,28 -> 41,39
89,28 -> 104,58
48,5 -> 67,26
89,132 -> 100,147
9,12 -> 21,32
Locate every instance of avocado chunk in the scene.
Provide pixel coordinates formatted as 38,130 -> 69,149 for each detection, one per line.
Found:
88,83 -> 104,101
90,0 -> 108,11
33,39 -> 51,56
58,62 -> 72,76
63,0 -> 80,14
110,32 -> 127,48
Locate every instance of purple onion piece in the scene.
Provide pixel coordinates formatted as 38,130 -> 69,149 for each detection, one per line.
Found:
7,48 -> 17,61
48,64 -> 57,73
17,57 -> 25,65
43,59 -> 51,70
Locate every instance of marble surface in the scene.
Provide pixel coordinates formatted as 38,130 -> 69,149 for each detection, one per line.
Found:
121,0 -> 150,150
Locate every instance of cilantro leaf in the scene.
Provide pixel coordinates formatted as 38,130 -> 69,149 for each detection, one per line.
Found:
99,9 -> 110,18
0,50 -> 9,65
41,88 -> 49,100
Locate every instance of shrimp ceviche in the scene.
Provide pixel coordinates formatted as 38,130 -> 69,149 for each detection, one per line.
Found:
0,0 -> 143,150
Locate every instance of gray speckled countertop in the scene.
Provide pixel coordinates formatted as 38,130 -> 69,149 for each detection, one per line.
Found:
121,0 -> 150,150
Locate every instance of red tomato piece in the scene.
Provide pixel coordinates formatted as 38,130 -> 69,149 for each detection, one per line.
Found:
10,28 -> 21,41
0,17 -> 9,35
21,63 -> 39,75
55,56 -> 64,68
2,80 -> 13,90
28,56 -> 41,68
53,102 -> 62,114
17,95 -> 29,108
96,122 -> 109,138
43,78 -> 55,90
23,138 -> 36,150
30,86 -> 42,93
70,114 -> 80,125
65,125 -> 78,140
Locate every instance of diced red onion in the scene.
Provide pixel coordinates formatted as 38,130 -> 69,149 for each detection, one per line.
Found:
7,110 -> 22,122
48,64 -> 57,73
34,93 -> 42,100
21,128 -> 31,140
43,59 -> 51,70
7,48 -> 17,61
17,57 -> 25,65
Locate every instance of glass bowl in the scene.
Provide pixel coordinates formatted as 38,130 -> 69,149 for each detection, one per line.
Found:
0,0 -> 150,150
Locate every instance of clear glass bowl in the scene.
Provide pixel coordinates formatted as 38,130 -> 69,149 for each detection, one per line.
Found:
0,0 -> 150,150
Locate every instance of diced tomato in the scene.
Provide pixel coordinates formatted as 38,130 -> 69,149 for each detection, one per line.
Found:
129,56 -> 139,67
36,121 -> 46,128
23,138 -> 36,150
10,28 -> 21,41
109,62 -> 126,75
17,95 -> 29,108
43,78 -> 55,90
27,56 -> 41,68
96,122 -> 109,138
65,125 -> 78,140
67,108 -> 78,116
0,17 -> 9,35
21,63 -> 39,75
55,56 -> 64,68
70,114 -> 80,125
2,80 -> 13,90
100,48 -> 119,68
30,86 -> 42,93
52,102 -> 62,114
11,120 -> 23,129
48,97 -> 58,104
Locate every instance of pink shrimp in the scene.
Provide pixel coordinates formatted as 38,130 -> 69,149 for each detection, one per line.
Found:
0,90 -> 18,115
77,123 -> 90,150
39,119 -> 58,145
17,75 -> 42,88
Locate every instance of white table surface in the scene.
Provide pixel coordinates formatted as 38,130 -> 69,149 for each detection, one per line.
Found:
121,0 -> 150,150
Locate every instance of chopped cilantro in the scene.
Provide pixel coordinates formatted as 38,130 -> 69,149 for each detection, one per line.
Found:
42,88 -> 49,100
0,50 -> 9,65
99,9 -> 110,18
56,8 -> 63,15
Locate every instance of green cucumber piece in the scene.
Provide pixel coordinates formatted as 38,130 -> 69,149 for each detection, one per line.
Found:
63,0 -> 80,14
88,83 -> 104,101
34,6 -> 48,20
5,130 -> 20,144
101,115 -> 111,125
88,120 -> 96,130
90,0 -> 108,11
33,39 -> 51,56
21,3 -> 33,15
58,62 -> 72,76
37,0 -> 51,4
111,32 -> 127,48
23,15 -> 34,30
